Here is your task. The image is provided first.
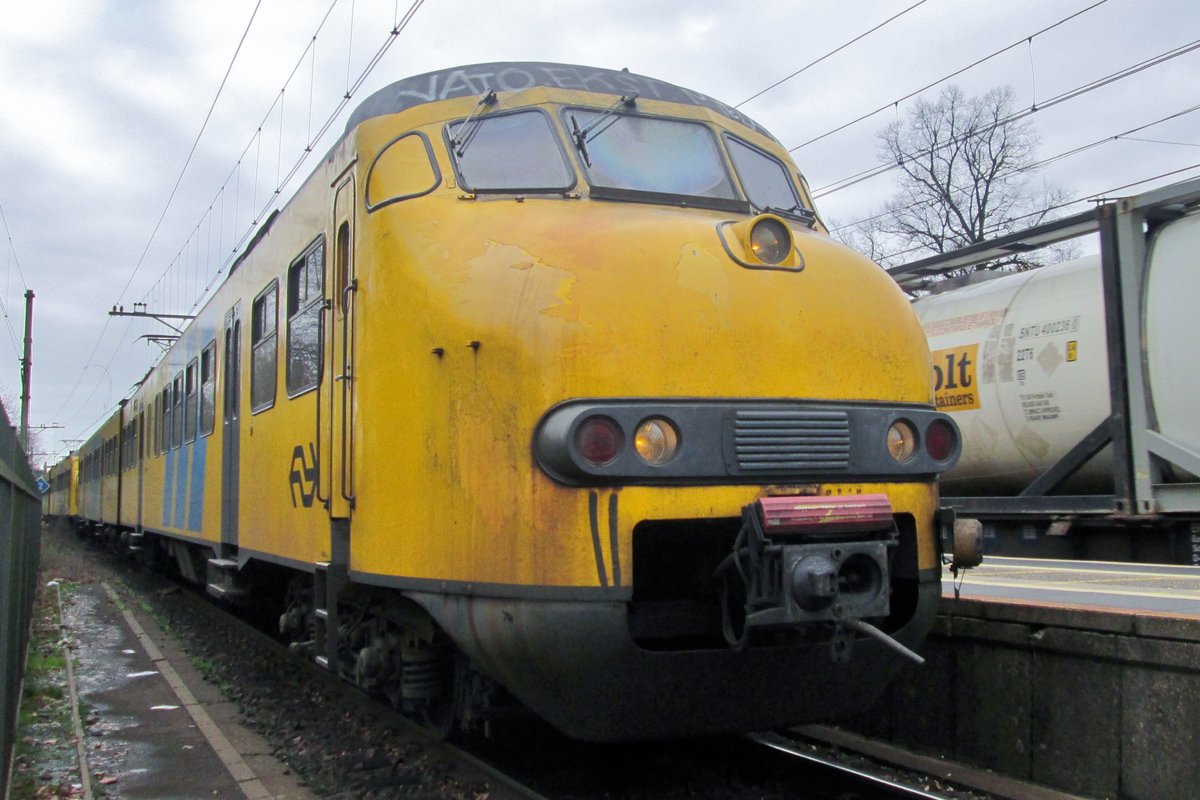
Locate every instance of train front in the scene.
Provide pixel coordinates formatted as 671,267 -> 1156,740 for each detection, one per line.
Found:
349,64 -> 960,740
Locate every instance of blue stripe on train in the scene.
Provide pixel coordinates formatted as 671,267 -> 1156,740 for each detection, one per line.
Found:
173,442 -> 189,529
187,436 -> 206,531
162,449 -> 175,526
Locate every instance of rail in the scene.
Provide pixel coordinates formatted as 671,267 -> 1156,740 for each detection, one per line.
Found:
0,401 -> 42,799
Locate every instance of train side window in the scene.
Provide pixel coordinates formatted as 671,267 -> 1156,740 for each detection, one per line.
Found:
172,372 -> 184,448
364,132 -> 440,211
162,386 -> 172,452
335,223 -> 349,316
287,238 -> 324,396
184,358 -> 199,441
200,341 -> 216,436
251,281 -> 278,412
448,109 -> 575,193
723,135 -> 804,216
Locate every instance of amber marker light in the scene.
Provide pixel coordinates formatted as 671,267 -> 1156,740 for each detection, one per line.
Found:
634,418 -> 679,465
886,420 -> 917,463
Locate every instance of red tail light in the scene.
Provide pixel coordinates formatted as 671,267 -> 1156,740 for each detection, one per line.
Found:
925,419 -> 956,461
576,416 -> 622,465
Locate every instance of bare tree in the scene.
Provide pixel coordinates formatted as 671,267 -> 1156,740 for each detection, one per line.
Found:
836,85 -> 1073,273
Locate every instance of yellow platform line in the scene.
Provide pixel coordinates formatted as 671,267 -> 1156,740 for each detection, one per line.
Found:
950,577 -> 1200,603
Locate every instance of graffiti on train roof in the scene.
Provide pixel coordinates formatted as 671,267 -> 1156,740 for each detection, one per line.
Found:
345,61 -> 776,141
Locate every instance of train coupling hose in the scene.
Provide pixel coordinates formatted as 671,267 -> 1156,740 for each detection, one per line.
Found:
841,618 -> 925,666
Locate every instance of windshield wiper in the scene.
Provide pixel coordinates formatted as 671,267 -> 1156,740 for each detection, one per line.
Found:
570,94 -> 638,167
764,204 -> 817,228
450,89 -> 497,158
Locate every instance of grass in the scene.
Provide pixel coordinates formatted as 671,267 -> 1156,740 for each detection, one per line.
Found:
8,567 -> 82,799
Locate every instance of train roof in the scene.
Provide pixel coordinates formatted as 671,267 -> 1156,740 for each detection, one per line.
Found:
345,61 -> 777,142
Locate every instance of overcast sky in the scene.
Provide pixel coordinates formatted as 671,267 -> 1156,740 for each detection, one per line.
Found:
2,0 -> 1197,466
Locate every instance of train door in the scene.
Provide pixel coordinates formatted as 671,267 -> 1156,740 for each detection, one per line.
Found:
327,177 -> 357,520
136,410 -> 144,531
221,304 -> 243,550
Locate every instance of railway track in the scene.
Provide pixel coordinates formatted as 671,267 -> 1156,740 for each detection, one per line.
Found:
748,732 -> 962,799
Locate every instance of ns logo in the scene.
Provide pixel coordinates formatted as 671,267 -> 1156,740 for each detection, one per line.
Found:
289,443 -> 318,508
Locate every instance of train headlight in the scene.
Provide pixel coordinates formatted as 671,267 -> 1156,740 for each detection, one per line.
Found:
634,418 -> 679,465
750,218 -> 791,264
576,416 -> 622,466
886,420 -> 917,463
925,419 -> 957,461
716,214 -> 803,271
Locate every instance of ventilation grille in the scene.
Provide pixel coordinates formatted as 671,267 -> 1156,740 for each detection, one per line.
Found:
733,409 -> 851,473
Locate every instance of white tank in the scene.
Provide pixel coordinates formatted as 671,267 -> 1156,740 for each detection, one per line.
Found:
912,210 -> 1200,495
1144,212 -> 1200,468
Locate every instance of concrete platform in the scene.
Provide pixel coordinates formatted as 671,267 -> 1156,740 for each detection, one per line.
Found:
850,587 -> 1200,799
944,556 -> 1200,617
62,582 -> 314,800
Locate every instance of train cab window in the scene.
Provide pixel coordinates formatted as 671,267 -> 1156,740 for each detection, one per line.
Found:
724,136 -> 806,218
449,110 -> 574,193
200,341 -> 216,436
172,372 -> 184,448
287,239 -> 324,396
184,359 -> 199,441
251,281 -> 278,412
365,133 -> 439,210
566,110 -> 738,208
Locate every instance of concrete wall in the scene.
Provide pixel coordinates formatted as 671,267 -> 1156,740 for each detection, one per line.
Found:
846,598 -> 1200,799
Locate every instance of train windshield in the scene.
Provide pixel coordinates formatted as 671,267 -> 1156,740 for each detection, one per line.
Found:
451,109 -> 575,192
569,110 -> 739,207
725,137 -> 803,215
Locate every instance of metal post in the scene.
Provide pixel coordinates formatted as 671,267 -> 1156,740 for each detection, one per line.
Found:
19,289 -> 34,450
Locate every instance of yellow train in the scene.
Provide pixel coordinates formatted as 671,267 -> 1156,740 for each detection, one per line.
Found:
52,62 -> 961,740
44,453 -> 78,518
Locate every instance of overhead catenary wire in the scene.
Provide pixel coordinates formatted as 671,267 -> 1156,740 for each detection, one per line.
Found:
53,0 -> 264,423
0,201 -> 29,363
873,161 -> 1200,266
63,0 -> 428,449
812,38 -> 1200,198
138,0 -> 425,318
112,0 -> 265,309
789,0 -> 1108,152
827,102 -> 1200,235
0,200 -> 30,291
734,0 -> 930,109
